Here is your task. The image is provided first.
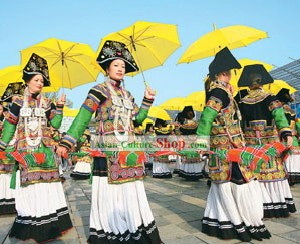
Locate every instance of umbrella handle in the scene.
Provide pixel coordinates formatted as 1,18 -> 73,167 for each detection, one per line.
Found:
144,81 -> 157,97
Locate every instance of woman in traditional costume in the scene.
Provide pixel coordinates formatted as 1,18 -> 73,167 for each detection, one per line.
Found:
177,106 -> 203,181
152,118 -> 173,178
237,64 -> 296,218
0,53 -> 73,243
197,47 -> 271,241
144,123 -> 155,170
57,40 -> 163,243
0,102 -> 16,214
276,88 -> 300,185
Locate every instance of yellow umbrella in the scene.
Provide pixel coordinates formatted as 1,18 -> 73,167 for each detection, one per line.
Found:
178,24 -> 268,64
159,97 -> 186,111
0,65 -> 58,97
63,106 -> 80,117
148,106 -> 171,120
186,91 -> 206,109
159,96 -> 204,112
96,21 -> 181,79
263,79 -> 297,95
231,58 -> 274,90
20,38 -> 101,89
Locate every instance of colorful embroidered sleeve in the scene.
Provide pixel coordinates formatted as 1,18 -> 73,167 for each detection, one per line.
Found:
269,99 -> 292,139
81,86 -> 106,113
0,120 -> 17,150
196,106 -> 218,136
0,99 -> 22,150
59,107 -> 93,150
205,88 -> 229,113
296,118 -> 300,136
59,87 -> 106,150
135,96 -> 154,124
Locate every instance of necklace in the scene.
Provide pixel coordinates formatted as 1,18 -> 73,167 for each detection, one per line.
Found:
106,79 -> 133,142
20,88 -> 46,150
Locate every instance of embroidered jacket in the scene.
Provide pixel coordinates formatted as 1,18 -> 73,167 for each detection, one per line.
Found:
0,93 -> 64,186
238,88 -> 292,182
196,80 -> 253,183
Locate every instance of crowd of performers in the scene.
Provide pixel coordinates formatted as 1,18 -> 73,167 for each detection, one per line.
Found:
0,41 -> 299,243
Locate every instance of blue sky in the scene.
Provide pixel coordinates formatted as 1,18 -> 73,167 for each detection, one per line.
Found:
0,0 -> 299,108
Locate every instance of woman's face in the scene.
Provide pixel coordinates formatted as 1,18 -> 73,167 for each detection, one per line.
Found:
217,70 -> 231,83
107,59 -> 125,81
27,74 -> 44,93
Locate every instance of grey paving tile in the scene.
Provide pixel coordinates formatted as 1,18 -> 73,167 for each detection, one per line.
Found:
163,235 -> 206,244
279,230 -> 300,243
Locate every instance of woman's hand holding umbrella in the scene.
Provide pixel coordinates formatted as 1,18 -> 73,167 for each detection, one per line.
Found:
57,94 -> 66,105
144,85 -> 156,99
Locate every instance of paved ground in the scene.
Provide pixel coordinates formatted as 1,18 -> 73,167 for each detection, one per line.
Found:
1,168 -> 300,244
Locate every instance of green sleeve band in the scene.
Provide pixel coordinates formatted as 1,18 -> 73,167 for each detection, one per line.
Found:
50,113 -> 63,129
135,108 -> 148,124
67,107 -> 93,141
0,120 -> 17,145
296,121 -> 300,135
272,108 -> 291,130
196,106 -> 218,136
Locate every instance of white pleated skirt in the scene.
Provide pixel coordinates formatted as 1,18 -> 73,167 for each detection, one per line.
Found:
152,162 -> 172,178
285,153 -> 300,184
202,180 -> 271,242
71,160 -> 91,179
173,155 -> 182,174
259,179 -> 297,218
0,173 -> 15,214
180,161 -> 204,180
88,176 -> 162,243
9,170 -> 73,243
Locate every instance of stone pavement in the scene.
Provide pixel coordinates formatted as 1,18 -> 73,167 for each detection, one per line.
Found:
1,169 -> 300,244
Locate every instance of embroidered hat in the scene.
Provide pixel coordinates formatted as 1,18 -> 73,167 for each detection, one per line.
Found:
145,123 -> 154,133
96,40 -> 139,74
276,88 -> 293,103
22,53 -> 50,86
209,47 -> 241,78
175,112 -> 185,125
238,64 -> 274,87
154,118 -> 167,128
182,106 -> 195,119
1,82 -> 26,102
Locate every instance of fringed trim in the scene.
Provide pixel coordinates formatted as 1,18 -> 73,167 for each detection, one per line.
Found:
202,217 -> 271,242
9,206 -> 73,243
153,172 -> 172,178
263,198 -> 297,218
88,220 -> 162,243
0,198 -> 16,214
70,171 -> 90,180
179,171 -> 203,181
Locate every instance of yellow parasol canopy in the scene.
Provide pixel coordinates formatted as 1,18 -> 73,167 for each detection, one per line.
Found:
178,24 -> 268,64
159,96 -> 205,112
20,38 -> 101,89
96,21 -> 181,78
263,79 -> 297,95
148,106 -> 171,120
63,106 -> 80,117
